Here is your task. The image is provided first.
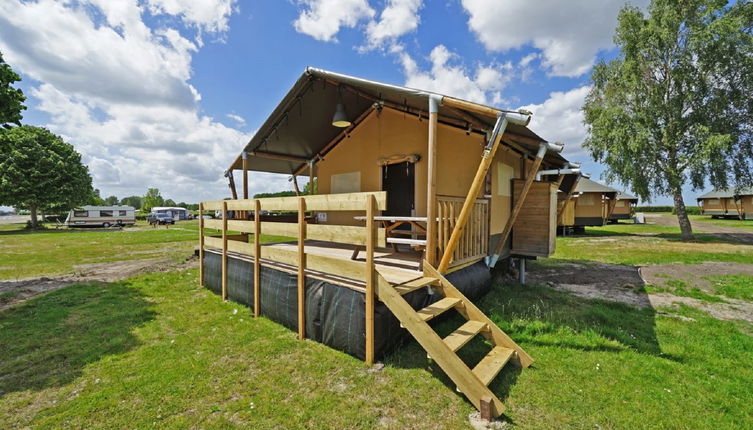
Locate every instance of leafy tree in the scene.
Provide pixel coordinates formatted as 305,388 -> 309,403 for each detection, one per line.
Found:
0,52 -> 26,127
142,188 -> 164,213
104,195 -> 119,206
253,190 -> 297,198
164,198 -> 176,207
120,195 -> 142,209
0,126 -> 93,228
583,0 -> 753,240
89,188 -> 105,205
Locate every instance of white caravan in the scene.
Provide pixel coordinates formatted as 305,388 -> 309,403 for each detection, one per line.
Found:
65,205 -> 136,228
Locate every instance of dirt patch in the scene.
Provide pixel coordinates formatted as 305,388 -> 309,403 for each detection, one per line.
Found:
642,262 -> 753,292
0,257 -> 197,311
529,260 -> 753,323
528,261 -> 650,307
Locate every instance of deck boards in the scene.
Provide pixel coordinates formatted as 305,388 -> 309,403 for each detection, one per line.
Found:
204,240 -> 422,291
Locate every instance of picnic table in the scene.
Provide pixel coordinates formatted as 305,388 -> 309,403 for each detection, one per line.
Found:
351,216 -> 428,260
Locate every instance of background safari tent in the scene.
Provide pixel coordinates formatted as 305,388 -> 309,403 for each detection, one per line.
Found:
697,188 -> 753,220
558,177 -> 618,228
197,68 -> 579,418
610,191 -> 639,221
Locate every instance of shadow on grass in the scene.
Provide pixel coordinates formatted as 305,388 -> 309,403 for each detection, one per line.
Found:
385,279 -> 672,411
567,227 -> 751,245
0,281 -> 155,397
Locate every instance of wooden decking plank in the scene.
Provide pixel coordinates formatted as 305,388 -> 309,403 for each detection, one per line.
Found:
416,297 -> 461,322
472,346 -> 515,386
393,277 -> 437,295
444,320 -> 486,352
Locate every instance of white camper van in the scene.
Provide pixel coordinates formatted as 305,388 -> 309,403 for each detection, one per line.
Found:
65,205 -> 136,228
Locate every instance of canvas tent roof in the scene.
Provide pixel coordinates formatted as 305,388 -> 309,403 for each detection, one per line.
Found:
697,187 -> 753,199
575,177 -> 618,196
227,67 -> 569,175
616,191 -> 639,201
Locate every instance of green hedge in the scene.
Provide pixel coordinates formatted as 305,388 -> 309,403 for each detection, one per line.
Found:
635,206 -> 701,215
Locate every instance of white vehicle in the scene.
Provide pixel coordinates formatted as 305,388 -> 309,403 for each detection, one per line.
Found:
151,206 -> 190,220
64,205 -> 136,228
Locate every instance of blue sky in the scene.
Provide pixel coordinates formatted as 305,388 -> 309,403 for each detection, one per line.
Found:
1,0 -> 702,205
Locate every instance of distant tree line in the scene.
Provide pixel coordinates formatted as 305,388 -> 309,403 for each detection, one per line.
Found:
88,187 -> 200,213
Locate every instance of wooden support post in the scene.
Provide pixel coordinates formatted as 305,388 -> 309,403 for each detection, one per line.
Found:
253,199 -> 261,317
221,200 -> 228,301
297,197 -> 306,340
292,175 -> 301,196
242,152 -> 249,200
480,397 -> 493,422
365,194 -> 377,365
242,152 -> 249,222
426,96 -> 439,266
437,128 -> 507,273
557,176 -> 580,225
199,202 -> 205,286
227,171 -> 238,200
491,147 -> 546,258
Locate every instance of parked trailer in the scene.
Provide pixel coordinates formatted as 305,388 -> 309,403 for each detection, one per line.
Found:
64,205 -> 136,228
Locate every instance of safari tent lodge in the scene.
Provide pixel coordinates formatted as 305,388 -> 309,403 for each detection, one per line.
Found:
197,68 -> 581,418
610,192 -> 639,222
558,177 -> 617,230
697,188 -> 753,220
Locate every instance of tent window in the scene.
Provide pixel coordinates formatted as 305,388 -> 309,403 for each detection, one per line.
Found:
74,211 -> 88,217
496,163 -> 513,197
331,172 -> 361,194
616,201 -> 625,207
707,199 -> 719,205
578,194 -> 596,206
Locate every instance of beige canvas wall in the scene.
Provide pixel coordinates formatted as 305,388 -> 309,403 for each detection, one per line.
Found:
574,192 -> 606,219
315,108 -> 490,225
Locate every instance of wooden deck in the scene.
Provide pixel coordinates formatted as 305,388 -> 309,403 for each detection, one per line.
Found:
205,240 -> 423,292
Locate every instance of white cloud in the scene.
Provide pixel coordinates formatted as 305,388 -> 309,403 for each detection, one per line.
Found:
226,114 -> 246,127
146,0 -> 237,34
461,0 -> 649,77
519,86 -> 592,159
293,0 -> 375,42
397,45 -> 512,105
0,0 -> 290,202
365,0 -> 422,49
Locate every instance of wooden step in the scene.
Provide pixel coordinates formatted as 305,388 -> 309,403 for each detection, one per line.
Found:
416,297 -> 461,322
472,346 -> 515,386
393,277 -> 437,295
443,320 -> 487,352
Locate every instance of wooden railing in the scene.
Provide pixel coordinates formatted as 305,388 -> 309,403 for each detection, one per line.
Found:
199,191 -> 387,364
436,195 -> 489,267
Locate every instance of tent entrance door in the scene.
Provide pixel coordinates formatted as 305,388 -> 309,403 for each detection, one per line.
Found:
382,162 -> 415,227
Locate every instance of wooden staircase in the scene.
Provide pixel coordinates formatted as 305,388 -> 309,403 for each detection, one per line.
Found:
375,261 -> 533,419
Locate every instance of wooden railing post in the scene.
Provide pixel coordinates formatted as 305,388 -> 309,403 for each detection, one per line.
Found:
426,99 -> 439,266
365,194 -> 377,365
222,200 -> 228,301
253,199 -> 261,317
297,197 -> 306,340
199,202 -> 205,286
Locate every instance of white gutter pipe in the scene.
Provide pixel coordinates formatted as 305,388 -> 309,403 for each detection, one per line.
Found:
535,168 -> 581,181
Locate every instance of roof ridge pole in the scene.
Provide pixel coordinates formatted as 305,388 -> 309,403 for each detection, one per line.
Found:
437,110 -> 530,273
426,95 -> 442,266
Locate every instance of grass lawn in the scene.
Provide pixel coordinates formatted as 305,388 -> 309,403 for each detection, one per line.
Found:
0,221 -> 291,280
1,270 -> 751,429
2,220 -> 753,428
552,222 -> 753,265
690,215 -> 753,230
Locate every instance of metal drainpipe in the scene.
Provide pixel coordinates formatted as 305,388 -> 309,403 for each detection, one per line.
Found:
535,168 -> 581,181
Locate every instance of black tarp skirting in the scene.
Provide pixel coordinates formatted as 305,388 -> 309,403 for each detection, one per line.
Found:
203,252 -> 491,360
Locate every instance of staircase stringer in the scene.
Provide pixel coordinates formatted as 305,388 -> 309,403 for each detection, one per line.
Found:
374,270 -> 505,417
423,261 -> 534,368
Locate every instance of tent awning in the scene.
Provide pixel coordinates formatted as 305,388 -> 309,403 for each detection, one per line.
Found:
228,67 -> 570,175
